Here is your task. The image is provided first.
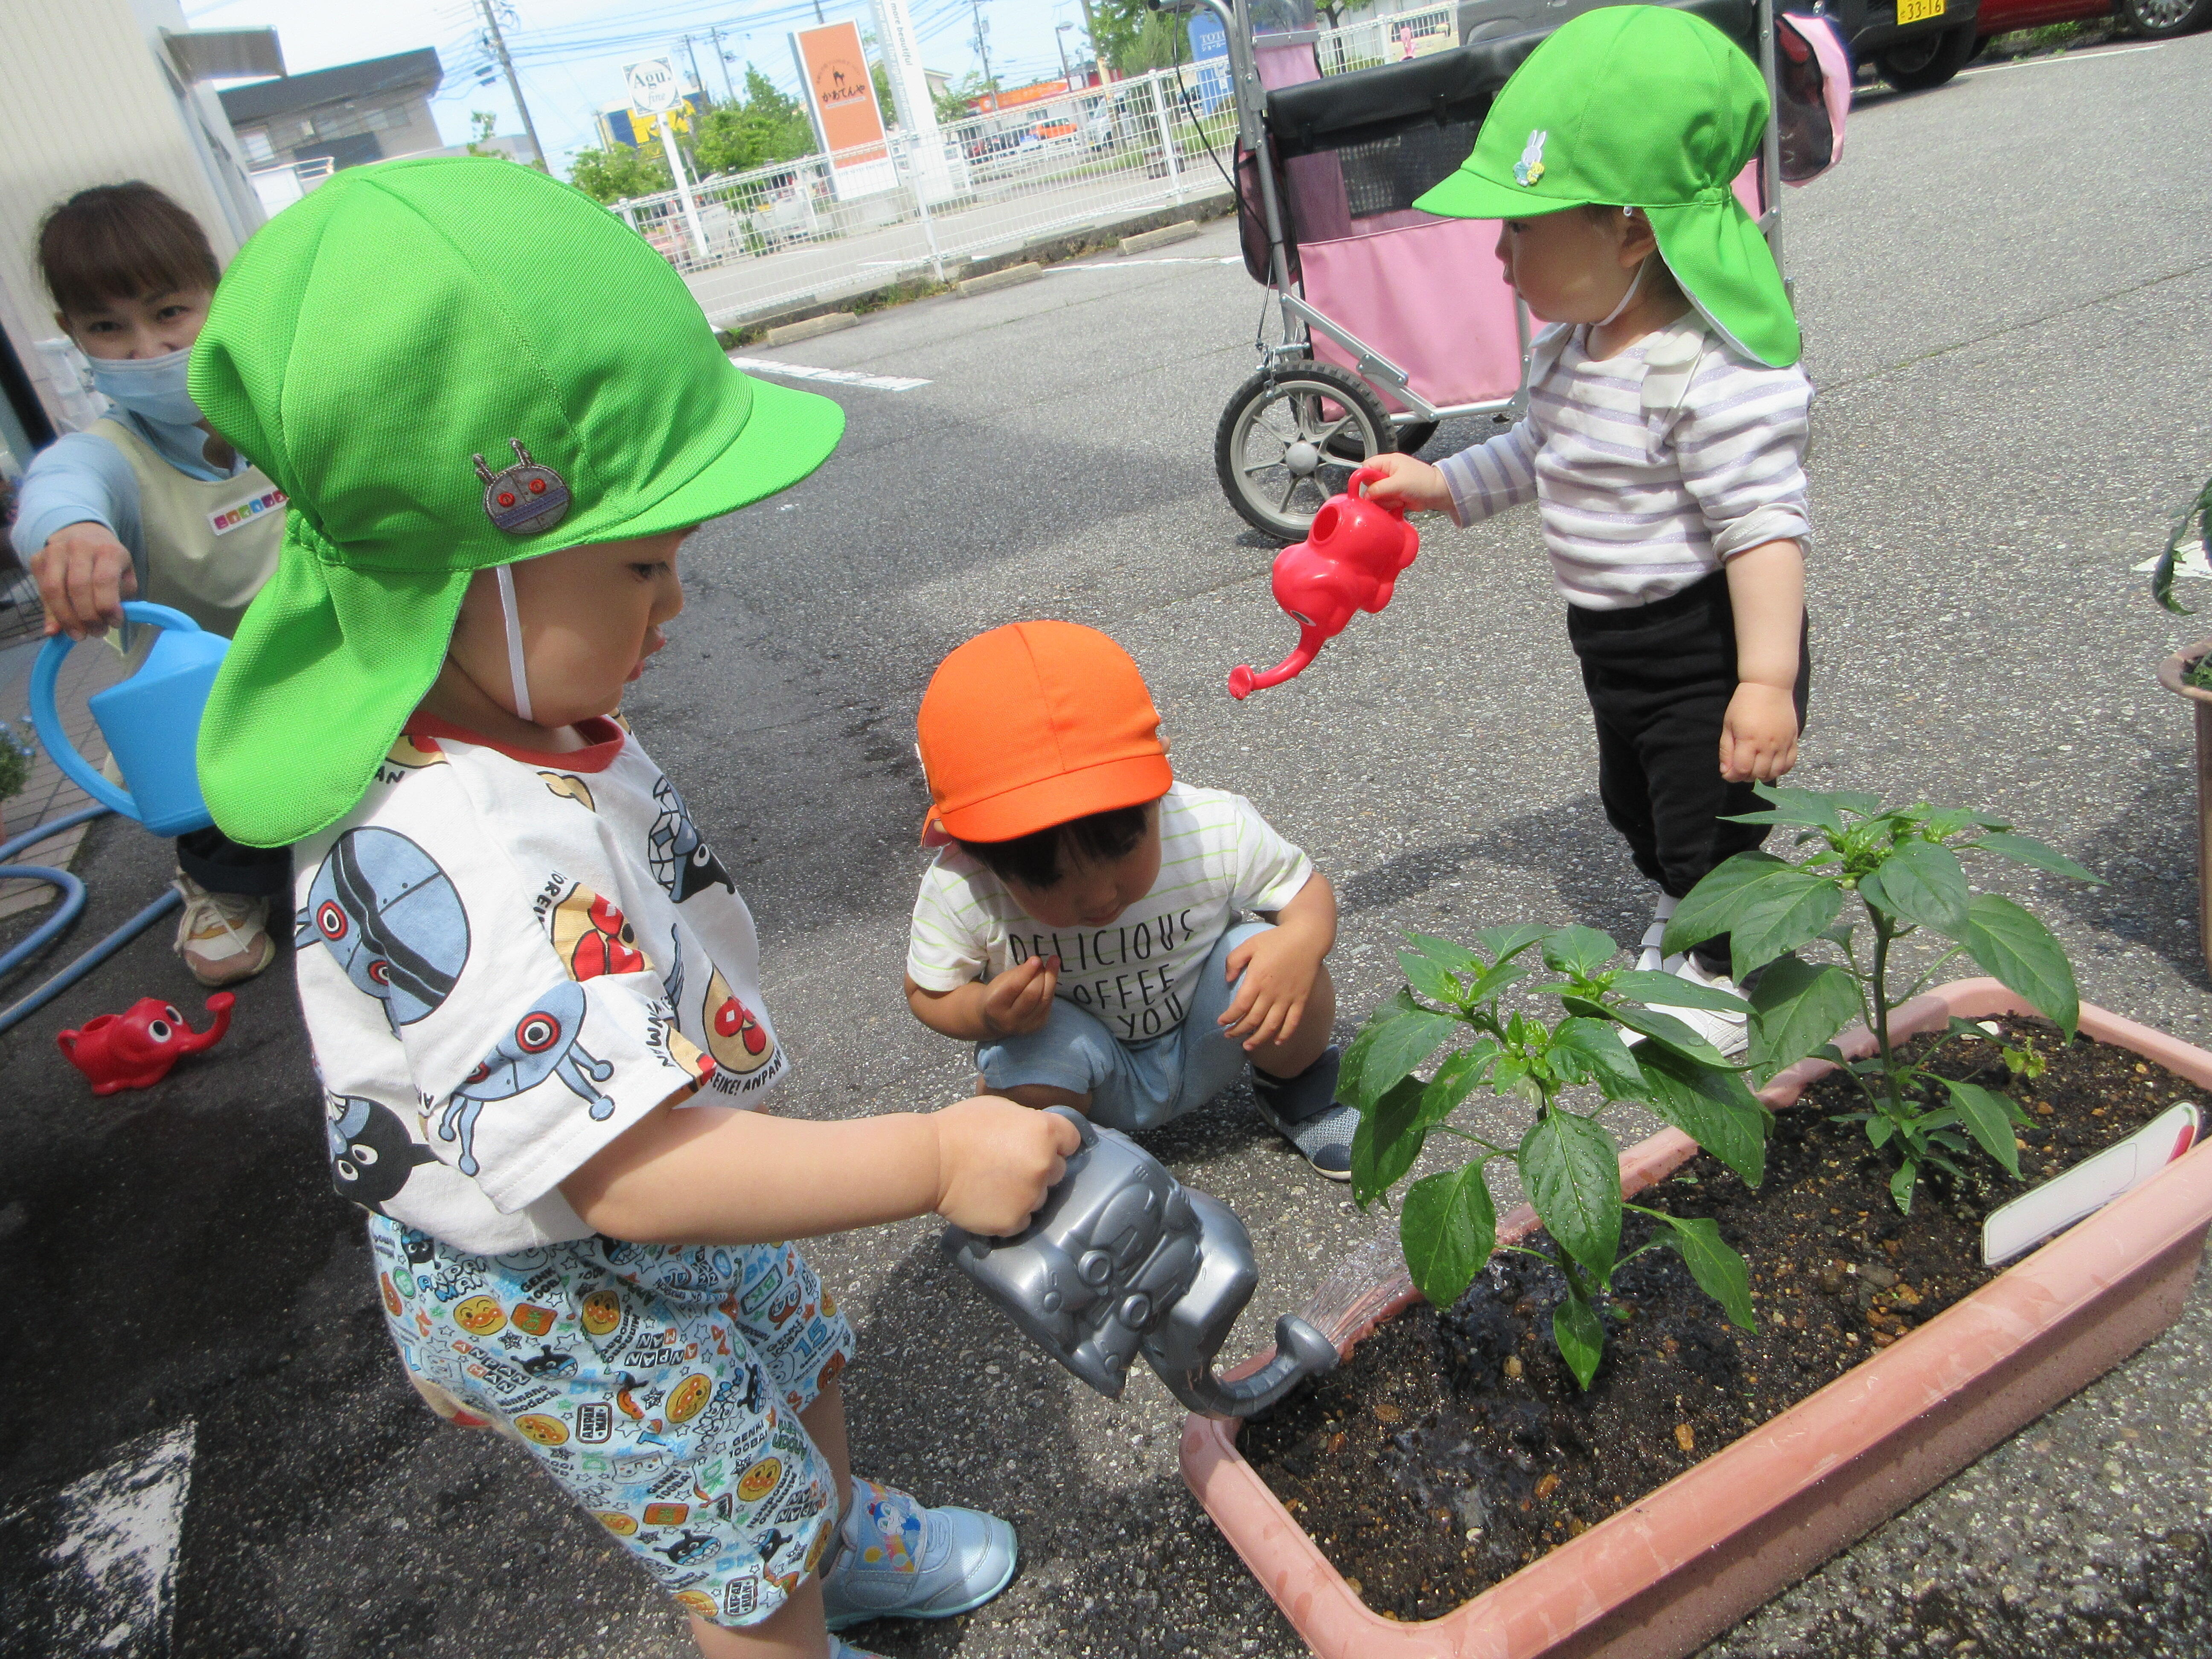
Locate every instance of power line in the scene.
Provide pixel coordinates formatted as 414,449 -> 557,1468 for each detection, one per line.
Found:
475,0 -> 547,167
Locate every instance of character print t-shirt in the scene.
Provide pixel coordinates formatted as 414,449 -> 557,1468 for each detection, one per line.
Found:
905,782 -> 1313,1044
297,715 -> 786,1255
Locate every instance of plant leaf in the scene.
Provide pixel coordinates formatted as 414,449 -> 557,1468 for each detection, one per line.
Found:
1548,1017 -> 1644,1100
1401,1164 -> 1499,1307
1633,1044 -> 1769,1187
1960,894 -> 2079,1038
1941,1079 -> 2024,1178
1398,948 -> 1467,1006
1607,1000 -> 1734,1068
1867,1115 -> 1894,1148
1717,784 -> 1847,832
1728,874 -> 1845,978
1350,1074 -> 1432,1206
1608,968 -> 1751,1013
1663,852 -> 1796,954
1857,838 -> 1970,937
1747,954 -> 1860,1081
1541,925 -> 1619,978
1519,1111 -> 1622,1285
1659,1215 -> 1755,1329
1340,992 -> 1461,1111
1475,924 -> 1551,964
1404,932 -> 1483,974
1456,959 -> 1533,1007
1420,1045 -> 1496,1125
1553,1290 -> 1606,1391
1889,1161 -> 1918,1213
1966,832 -> 2101,885
1832,790 -> 1885,819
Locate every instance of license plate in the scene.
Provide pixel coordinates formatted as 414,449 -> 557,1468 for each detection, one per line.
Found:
1897,0 -> 1945,22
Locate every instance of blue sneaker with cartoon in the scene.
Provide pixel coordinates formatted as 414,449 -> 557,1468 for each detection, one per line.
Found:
819,1475 -> 1018,1631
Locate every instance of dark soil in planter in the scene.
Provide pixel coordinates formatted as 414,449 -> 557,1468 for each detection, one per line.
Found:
1241,1018 -> 2204,1622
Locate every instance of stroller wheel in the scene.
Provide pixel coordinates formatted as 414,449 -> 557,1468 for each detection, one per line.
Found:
1215,362 -> 1393,543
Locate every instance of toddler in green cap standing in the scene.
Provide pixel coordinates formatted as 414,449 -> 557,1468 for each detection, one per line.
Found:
188,158 -> 1079,1659
1364,5 -> 1813,1050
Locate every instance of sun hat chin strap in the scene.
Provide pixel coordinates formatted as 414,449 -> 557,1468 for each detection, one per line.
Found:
1594,254 -> 1647,329
494,563 -> 533,722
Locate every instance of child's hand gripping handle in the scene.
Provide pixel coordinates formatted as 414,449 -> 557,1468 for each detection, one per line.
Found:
1228,469 -> 1420,700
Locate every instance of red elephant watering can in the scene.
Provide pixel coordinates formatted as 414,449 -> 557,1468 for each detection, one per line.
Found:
57,993 -> 235,1095
1228,468 -> 1420,699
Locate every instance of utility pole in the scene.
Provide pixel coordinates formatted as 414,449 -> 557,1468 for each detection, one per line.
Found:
679,32 -> 706,101
969,0 -> 995,107
475,0 -> 545,169
1054,21 -> 1071,86
707,25 -> 736,101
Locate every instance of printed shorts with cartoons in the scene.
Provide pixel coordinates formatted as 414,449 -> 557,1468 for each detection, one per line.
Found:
369,1219 -> 856,1628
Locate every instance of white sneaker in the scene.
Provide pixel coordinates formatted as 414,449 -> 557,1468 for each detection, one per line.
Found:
1637,893 -> 1679,972
172,872 -> 276,987
1642,953 -> 1749,1057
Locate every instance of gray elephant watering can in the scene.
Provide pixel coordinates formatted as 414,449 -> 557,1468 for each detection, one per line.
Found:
941,1107 -> 1338,1417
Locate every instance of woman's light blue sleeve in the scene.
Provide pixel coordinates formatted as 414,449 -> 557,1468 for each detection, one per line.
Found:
9,434 -> 142,563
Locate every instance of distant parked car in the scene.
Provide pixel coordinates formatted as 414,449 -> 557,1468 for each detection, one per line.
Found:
1979,0 -> 2208,38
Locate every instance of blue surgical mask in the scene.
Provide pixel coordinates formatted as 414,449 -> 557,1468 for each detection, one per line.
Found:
87,345 -> 203,427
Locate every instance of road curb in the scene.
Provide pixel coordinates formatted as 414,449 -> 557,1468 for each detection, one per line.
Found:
762,311 -> 860,347
956,262 -> 1043,298
1121,219 -> 1202,256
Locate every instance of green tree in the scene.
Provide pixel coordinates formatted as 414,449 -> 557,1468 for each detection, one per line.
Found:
693,67 -> 818,176
933,70 -> 991,124
465,110 -> 499,156
1089,0 -> 1185,72
567,135 -> 673,203
872,57 -> 896,124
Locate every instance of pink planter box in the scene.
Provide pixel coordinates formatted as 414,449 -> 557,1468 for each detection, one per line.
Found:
1181,979 -> 2212,1659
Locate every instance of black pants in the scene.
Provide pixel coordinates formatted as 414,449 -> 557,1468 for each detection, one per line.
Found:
175,826 -> 291,898
1567,571 -> 1811,971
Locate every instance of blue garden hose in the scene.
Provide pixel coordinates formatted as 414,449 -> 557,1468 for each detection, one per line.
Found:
0,804 -> 183,1036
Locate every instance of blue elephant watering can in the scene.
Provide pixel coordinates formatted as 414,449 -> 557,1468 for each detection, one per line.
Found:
29,602 -> 227,837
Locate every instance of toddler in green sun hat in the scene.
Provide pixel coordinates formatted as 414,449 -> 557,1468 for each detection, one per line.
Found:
1363,4 -> 1815,1054
188,157 -> 1078,1658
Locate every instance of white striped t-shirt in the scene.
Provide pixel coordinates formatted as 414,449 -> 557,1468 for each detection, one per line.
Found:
1436,321 -> 1811,610
905,782 -> 1313,1044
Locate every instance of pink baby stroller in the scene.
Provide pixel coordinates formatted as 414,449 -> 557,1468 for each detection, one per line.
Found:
1184,0 -> 1851,541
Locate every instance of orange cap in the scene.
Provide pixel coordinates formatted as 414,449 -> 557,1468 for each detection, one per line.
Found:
918,621 -> 1173,846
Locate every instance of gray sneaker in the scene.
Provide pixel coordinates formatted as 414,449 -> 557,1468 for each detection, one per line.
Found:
1251,1046 -> 1354,1180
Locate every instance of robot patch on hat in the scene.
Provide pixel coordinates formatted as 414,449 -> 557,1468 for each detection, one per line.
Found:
474,438 -> 570,536
1515,129 -> 1548,186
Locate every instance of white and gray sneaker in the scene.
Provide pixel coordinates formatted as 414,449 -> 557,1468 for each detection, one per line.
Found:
1251,1046 -> 1355,1180
1637,892 -> 1679,973
1642,952 -> 1750,1057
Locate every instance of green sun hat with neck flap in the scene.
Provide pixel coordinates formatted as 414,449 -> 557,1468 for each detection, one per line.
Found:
1414,4 -> 1798,368
188,157 -> 844,848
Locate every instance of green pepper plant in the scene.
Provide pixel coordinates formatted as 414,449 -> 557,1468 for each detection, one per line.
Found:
1340,924 -> 1769,1390
1662,784 -> 2100,1214
2148,468 -> 2212,646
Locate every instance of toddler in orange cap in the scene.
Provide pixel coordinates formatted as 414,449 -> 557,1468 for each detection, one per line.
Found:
903,622 -> 1353,1176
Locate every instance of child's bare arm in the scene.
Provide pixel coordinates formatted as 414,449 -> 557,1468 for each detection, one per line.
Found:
905,955 -> 1059,1042
560,1089 -> 1079,1244
1720,538 -> 1805,784
1222,872 -> 1337,1051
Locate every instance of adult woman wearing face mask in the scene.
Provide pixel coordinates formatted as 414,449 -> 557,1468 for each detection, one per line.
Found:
7,182 -> 286,985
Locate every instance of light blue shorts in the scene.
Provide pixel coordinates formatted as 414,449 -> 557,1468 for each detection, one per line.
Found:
976,921 -> 1268,1132
369,1219 -> 855,1628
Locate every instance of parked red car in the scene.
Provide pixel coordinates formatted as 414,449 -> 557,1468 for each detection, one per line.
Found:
1977,0 -> 2209,43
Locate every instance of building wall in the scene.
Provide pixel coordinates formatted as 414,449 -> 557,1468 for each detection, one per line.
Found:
0,0 -> 263,448
233,90 -> 443,171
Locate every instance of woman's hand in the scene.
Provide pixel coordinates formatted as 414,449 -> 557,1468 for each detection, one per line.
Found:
30,521 -> 136,639
1353,452 -> 1454,515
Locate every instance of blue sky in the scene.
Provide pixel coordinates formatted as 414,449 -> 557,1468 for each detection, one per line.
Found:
182,0 -> 1095,172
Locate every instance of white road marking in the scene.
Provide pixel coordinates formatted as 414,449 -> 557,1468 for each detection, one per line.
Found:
0,1421 -> 196,1657
728,355 -> 930,392
1962,42 -> 2165,75
1046,256 -> 1244,270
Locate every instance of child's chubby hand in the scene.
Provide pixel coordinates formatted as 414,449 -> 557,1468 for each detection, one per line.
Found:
929,1095 -> 1082,1235
1720,682 -> 1800,783
1220,927 -> 1325,1053
980,953 -> 1059,1039
1353,451 -> 1454,516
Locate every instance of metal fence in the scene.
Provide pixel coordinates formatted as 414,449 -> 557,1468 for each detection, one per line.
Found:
1313,1 -> 1461,74
611,65 -> 1239,330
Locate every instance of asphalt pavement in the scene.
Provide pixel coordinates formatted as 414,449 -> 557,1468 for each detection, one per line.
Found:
4,32 -> 2212,1659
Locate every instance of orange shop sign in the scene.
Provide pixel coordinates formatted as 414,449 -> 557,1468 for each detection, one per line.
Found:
792,21 -> 886,163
